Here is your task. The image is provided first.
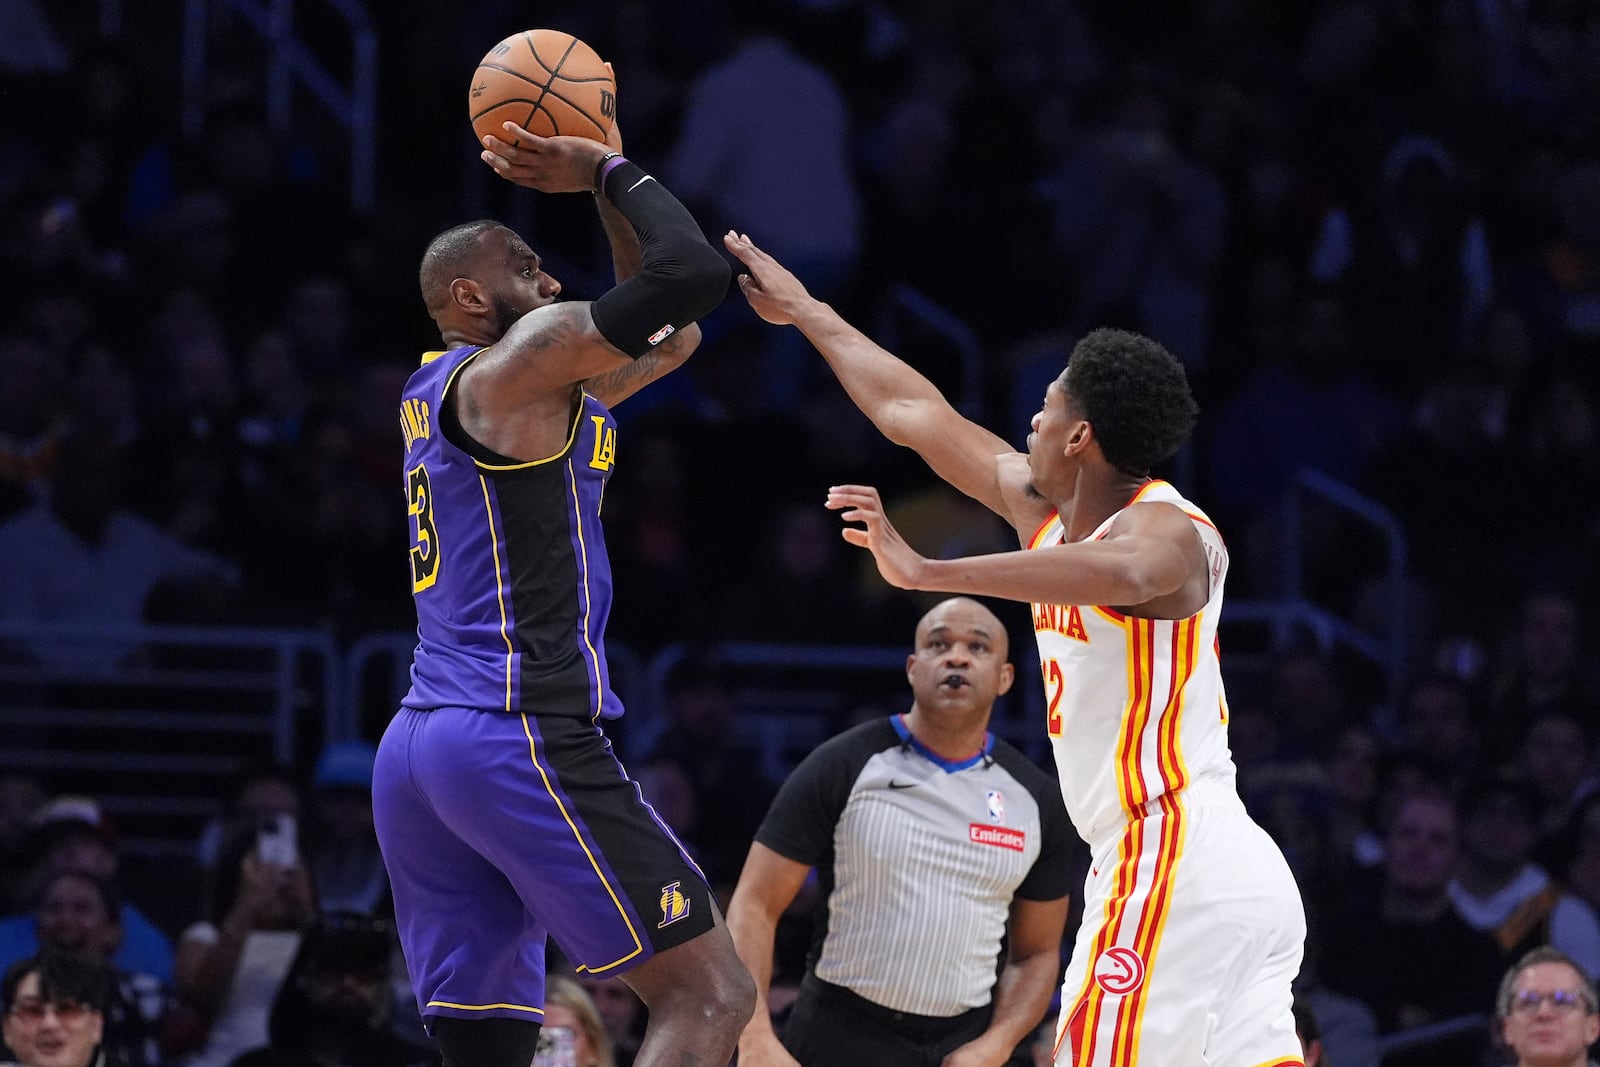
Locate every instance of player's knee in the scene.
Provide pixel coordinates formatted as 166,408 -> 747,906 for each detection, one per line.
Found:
702,958 -> 757,1031
660,955 -> 754,1032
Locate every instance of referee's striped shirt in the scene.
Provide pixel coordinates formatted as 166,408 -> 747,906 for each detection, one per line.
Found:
756,715 -> 1073,1017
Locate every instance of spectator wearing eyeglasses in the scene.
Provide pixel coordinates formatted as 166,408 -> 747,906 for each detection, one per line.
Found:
0,949 -> 111,1067
1497,946 -> 1600,1067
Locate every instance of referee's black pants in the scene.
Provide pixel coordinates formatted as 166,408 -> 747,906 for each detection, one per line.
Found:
780,974 -> 1030,1067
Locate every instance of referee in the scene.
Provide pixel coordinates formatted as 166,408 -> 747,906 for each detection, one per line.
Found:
728,597 -> 1072,1067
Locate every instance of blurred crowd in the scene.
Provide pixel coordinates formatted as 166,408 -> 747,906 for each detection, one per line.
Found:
3,0 -> 1600,1064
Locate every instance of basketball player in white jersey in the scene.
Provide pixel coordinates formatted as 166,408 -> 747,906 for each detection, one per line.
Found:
725,230 -> 1307,1067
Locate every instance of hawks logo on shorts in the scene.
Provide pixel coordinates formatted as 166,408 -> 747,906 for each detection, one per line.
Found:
658,881 -> 690,928
1093,946 -> 1145,995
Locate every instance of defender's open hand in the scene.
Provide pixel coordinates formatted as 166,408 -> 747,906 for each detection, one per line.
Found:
825,484 -> 926,590
724,231 -> 816,326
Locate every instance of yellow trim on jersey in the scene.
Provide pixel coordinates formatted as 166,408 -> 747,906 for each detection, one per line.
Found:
474,387 -> 588,471
1244,1059 -> 1305,1067
479,475 -> 515,711
519,714 -> 644,971
1128,479 -> 1166,505
420,350 -> 446,365
426,1000 -> 544,1015
565,457 -> 606,723
1027,509 -> 1061,550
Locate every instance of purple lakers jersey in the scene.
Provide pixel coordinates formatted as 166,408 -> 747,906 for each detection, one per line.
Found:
399,344 -> 623,719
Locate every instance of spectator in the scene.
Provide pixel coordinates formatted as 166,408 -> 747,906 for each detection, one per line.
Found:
304,743 -> 388,917
1291,996 -> 1326,1067
641,657 -> 779,891
1497,946 -> 1600,1067
1324,724 -> 1385,872
538,975 -> 613,1067
32,869 -> 166,1067
1294,903 -> 1380,1067
1565,792 -> 1600,919
1448,774 -> 1600,978
169,824 -> 316,1067
664,5 -> 861,406
227,912 -> 435,1067
1490,590 -> 1600,731
0,430 -> 237,673
196,764 -> 304,880
1393,675 -> 1481,790
1518,711 -> 1597,848
0,774 -> 46,913
0,332 -> 66,525
0,797 -> 174,984
0,950 -> 111,1067
1319,788 -> 1503,1057
572,975 -> 641,1067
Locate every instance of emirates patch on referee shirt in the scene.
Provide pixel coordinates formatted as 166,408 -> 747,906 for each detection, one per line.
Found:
969,824 -> 1026,851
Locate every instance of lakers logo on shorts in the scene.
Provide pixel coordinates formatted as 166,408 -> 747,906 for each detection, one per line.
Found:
658,881 -> 690,928
1092,946 -> 1145,995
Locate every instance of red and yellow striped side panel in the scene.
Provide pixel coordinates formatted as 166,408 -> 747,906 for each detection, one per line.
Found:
1053,800 -> 1187,1067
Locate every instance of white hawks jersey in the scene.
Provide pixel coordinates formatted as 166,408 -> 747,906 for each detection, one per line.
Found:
1028,479 -> 1237,848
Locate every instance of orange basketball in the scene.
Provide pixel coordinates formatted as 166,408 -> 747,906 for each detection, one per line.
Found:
469,29 -> 615,147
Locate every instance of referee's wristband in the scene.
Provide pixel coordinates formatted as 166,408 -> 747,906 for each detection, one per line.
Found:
593,151 -> 625,194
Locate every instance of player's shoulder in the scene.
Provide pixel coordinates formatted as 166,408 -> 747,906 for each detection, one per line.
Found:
996,453 -> 1053,537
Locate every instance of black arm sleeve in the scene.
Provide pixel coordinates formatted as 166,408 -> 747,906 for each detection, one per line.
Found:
589,158 -> 730,357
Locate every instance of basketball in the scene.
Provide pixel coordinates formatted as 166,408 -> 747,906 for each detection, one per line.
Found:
469,29 -> 615,147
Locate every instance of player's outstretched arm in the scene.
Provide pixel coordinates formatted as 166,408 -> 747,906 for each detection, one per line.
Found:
726,843 -> 808,1067
725,231 -> 1027,526
828,486 -> 1199,612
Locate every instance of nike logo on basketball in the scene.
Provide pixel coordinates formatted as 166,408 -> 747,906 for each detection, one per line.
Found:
627,175 -> 656,192
888,780 -> 916,789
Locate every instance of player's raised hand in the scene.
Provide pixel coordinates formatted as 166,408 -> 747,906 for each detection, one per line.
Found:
480,122 -> 610,193
723,231 -> 815,326
825,484 -> 926,590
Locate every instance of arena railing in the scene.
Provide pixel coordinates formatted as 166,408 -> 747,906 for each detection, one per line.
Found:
1375,1012 -> 1489,1063
180,0 -> 378,211
0,621 -> 338,860
336,631 -> 646,746
1280,466 -> 1410,707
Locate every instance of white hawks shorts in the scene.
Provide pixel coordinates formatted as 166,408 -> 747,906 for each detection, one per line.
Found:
1054,784 -> 1306,1067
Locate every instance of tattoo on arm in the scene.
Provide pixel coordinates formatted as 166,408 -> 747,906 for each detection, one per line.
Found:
583,327 -> 693,404
585,350 -> 663,400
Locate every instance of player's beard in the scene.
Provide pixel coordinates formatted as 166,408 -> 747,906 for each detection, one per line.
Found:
490,292 -> 529,336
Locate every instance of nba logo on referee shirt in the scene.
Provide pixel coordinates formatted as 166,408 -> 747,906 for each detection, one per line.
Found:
658,882 -> 690,928
986,790 -> 1005,823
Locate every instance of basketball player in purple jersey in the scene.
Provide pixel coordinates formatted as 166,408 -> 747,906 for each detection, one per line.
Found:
373,109 -> 754,1067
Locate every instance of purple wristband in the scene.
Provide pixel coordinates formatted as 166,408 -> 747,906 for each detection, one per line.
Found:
595,152 -> 629,194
